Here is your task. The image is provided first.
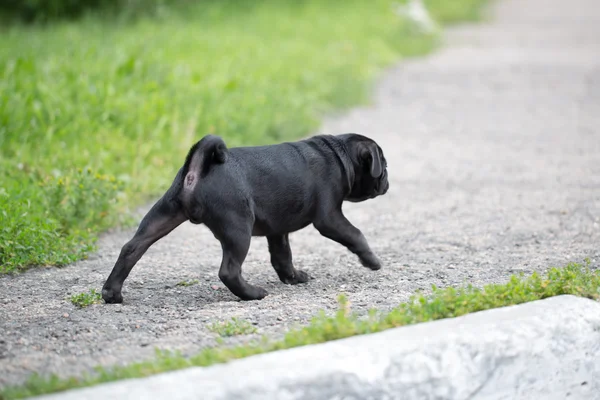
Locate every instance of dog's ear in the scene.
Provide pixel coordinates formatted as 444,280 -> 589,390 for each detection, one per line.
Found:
360,143 -> 383,178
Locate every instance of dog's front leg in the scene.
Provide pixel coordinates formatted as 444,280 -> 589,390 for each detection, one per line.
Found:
314,210 -> 381,270
102,196 -> 186,304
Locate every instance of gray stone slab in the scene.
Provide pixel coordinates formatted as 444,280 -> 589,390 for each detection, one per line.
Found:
34,295 -> 600,400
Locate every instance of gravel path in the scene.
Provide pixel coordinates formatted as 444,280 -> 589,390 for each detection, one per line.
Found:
1,0 -> 599,389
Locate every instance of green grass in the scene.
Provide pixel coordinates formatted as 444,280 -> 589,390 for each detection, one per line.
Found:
208,317 -> 258,337
1,261 -> 597,399
69,288 -> 103,308
0,0 -> 490,274
175,279 -> 199,287
425,0 -> 490,23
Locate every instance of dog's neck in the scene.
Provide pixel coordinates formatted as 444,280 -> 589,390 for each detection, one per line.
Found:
323,135 -> 356,198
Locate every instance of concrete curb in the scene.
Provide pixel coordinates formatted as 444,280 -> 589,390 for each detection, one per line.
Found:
34,295 -> 600,400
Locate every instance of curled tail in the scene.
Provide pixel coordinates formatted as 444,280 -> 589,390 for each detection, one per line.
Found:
181,134 -> 228,195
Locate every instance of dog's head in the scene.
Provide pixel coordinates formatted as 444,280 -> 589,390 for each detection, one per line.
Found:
340,134 -> 389,202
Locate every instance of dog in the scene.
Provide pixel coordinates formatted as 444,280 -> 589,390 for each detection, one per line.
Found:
101,133 -> 389,303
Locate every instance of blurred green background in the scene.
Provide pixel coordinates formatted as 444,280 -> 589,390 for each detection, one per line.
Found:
0,0 -> 488,273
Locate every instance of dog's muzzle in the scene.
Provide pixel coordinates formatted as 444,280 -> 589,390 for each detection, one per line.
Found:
376,171 -> 389,195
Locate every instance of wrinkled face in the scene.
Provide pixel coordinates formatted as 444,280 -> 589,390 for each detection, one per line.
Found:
344,135 -> 389,202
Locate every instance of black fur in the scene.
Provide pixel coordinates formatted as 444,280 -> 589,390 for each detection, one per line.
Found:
101,133 -> 389,303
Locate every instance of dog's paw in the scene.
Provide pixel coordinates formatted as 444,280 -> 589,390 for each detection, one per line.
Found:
294,269 -> 312,283
281,269 -> 311,285
255,287 -> 269,299
360,254 -> 382,271
239,287 -> 268,301
102,288 -> 123,304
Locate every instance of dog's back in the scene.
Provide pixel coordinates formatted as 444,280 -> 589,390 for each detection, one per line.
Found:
189,135 -> 347,236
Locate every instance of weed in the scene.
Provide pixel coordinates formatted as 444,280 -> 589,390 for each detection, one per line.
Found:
175,279 -> 199,287
69,289 -> 102,308
208,318 -> 258,337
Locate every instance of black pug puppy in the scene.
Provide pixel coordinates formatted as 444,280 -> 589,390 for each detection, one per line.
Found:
102,133 -> 389,304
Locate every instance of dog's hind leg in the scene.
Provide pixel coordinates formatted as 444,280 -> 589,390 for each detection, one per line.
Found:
102,195 -> 186,304
209,216 -> 268,301
267,234 -> 310,285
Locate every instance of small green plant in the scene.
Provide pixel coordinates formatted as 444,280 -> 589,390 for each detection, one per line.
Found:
175,279 -> 199,287
69,289 -> 102,308
4,262 -> 597,400
208,318 -> 258,337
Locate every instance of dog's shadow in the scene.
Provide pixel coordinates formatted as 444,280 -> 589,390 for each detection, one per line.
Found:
117,277 -> 305,308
